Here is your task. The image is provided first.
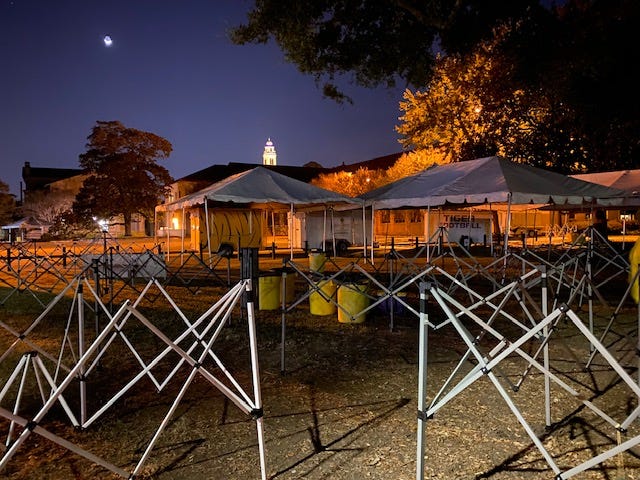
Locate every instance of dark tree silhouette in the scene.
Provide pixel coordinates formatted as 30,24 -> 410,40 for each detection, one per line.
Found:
75,121 -> 173,236
0,180 -> 15,226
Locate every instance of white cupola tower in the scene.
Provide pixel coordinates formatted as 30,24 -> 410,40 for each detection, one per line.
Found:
262,138 -> 277,166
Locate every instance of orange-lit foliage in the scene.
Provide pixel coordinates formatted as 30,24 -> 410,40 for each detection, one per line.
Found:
311,167 -> 388,197
395,29 -> 577,169
313,151 -> 451,196
385,149 -> 449,182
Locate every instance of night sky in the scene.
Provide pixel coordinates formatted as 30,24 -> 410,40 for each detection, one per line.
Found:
0,1 -> 405,196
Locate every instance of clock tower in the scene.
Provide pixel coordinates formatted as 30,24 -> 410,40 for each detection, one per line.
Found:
262,138 -> 277,166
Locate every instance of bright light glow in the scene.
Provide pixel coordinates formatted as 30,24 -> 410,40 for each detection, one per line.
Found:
171,217 -> 179,229
103,35 -> 113,47
96,218 -> 109,232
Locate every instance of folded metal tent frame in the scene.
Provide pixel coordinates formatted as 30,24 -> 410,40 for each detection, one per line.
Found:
154,166 -> 361,260
410,240 -> 636,479
275,230 -> 536,375
0,277 -> 268,479
416,276 -> 640,479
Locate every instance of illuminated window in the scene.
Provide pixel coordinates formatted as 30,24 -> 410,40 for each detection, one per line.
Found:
409,210 -> 422,223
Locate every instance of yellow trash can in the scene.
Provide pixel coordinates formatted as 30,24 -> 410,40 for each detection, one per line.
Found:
337,282 -> 369,324
309,279 -> 336,315
309,251 -> 326,273
258,273 -> 281,310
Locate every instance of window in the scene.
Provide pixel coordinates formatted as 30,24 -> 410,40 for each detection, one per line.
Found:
393,211 -> 405,223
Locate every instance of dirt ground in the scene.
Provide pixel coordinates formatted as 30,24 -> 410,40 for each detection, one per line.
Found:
1,241 -> 640,479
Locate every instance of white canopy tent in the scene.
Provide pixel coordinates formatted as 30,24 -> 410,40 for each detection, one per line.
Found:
155,166 -> 360,258
572,168 -> 640,207
360,156 -> 626,252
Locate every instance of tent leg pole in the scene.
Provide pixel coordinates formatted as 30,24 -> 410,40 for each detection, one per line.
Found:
541,266 -> 551,427
166,210 -> 170,262
246,279 -> 268,480
281,271 -> 286,375
204,198 -> 212,265
290,204 -> 294,260
181,207 -> 185,263
362,203 -> 366,260
426,206 -> 430,263
371,204 -> 375,264
416,282 -> 429,480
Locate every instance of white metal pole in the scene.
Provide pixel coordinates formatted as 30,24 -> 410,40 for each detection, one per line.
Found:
541,266 -> 551,427
7,356 -> 29,445
78,283 -> 87,427
489,204 -> 494,256
362,203 -> 367,260
204,196 -> 212,262
290,204 -> 294,260
166,208 -> 170,261
371,203 -> 375,264
246,279 -> 268,480
426,205 -> 431,262
331,207 -> 336,254
504,194 -> 512,253
416,283 -> 429,480
180,207 -> 185,261
323,208 -> 327,252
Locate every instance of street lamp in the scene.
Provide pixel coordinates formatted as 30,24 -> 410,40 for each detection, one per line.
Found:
93,217 -> 109,254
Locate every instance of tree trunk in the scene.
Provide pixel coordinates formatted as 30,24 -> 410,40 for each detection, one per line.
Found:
123,211 -> 132,236
491,210 -> 501,236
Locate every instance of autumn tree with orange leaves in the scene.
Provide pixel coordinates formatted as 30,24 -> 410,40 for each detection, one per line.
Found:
311,167 -> 387,197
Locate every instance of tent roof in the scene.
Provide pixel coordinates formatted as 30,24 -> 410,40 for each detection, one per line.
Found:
1,217 -> 49,230
159,166 -> 358,211
360,156 -> 625,209
572,169 -> 640,195
571,169 -> 640,207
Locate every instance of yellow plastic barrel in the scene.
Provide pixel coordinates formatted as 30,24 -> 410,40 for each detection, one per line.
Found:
309,280 -> 336,315
337,283 -> 369,324
309,251 -> 326,273
258,274 -> 281,310
630,237 -> 640,304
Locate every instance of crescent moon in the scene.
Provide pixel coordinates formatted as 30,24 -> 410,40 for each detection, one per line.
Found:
103,35 -> 113,47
